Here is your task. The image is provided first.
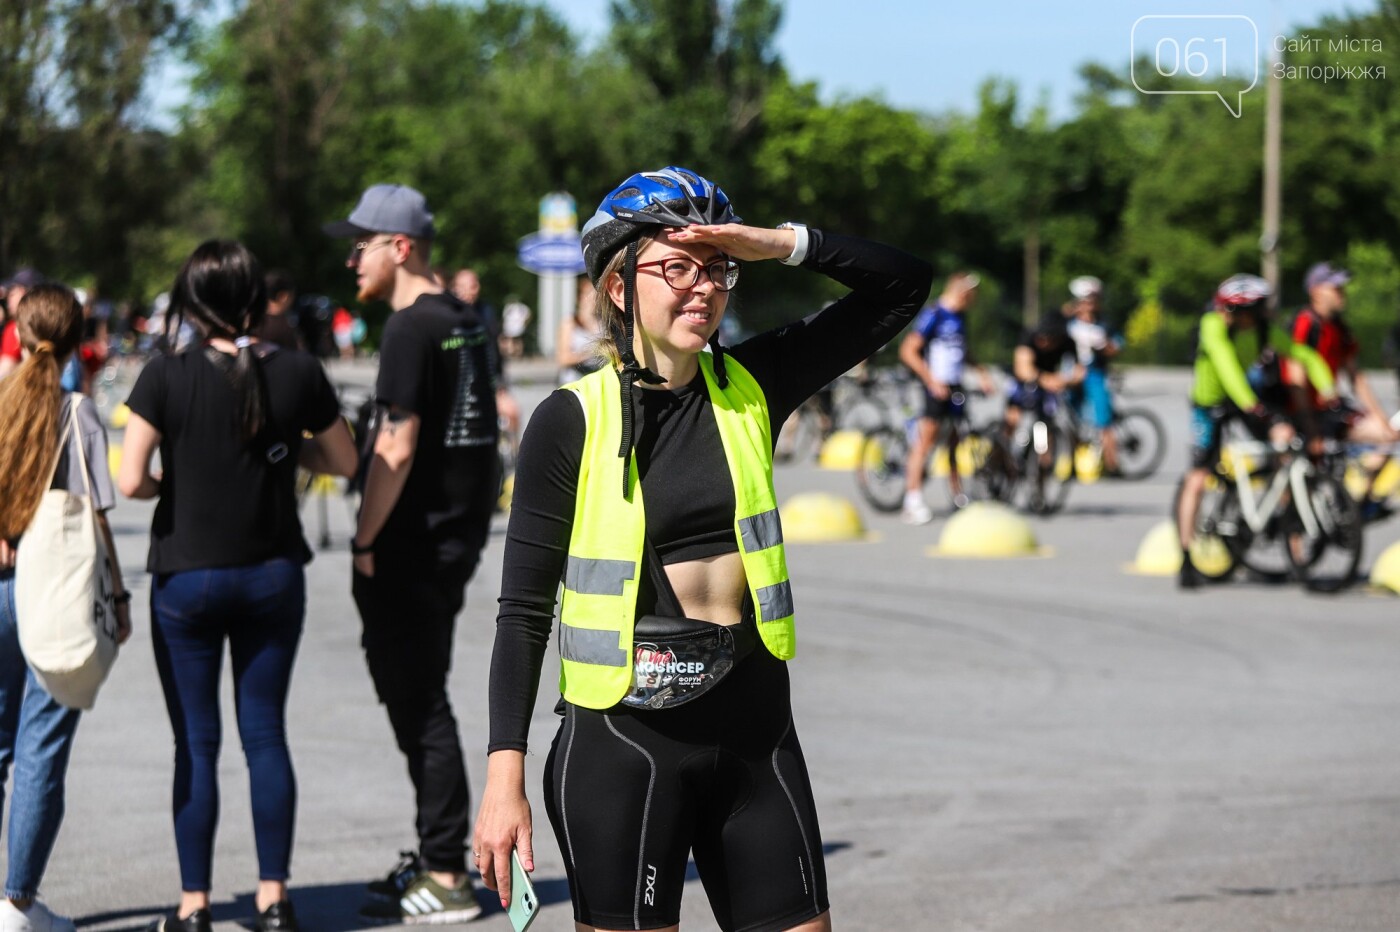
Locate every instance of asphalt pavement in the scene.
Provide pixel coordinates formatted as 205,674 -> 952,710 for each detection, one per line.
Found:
17,358 -> 1400,932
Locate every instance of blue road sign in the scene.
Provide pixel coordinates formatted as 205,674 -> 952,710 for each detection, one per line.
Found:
518,232 -> 585,275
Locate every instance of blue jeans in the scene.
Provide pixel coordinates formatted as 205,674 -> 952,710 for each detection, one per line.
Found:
0,569 -> 82,900
151,558 -> 305,892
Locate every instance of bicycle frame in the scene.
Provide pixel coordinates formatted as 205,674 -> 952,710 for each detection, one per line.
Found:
1222,440 -> 1321,539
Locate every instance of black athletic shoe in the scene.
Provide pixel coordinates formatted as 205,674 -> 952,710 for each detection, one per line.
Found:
1361,498 -> 1395,524
254,901 -> 298,932
360,873 -> 483,925
1178,554 -> 1204,590
145,910 -> 212,932
367,850 -> 423,902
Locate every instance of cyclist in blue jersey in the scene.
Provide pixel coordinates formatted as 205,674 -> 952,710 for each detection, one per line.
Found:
897,272 -> 994,523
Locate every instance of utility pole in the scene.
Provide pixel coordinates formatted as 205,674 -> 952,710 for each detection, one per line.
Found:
1261,10 -> 1283,311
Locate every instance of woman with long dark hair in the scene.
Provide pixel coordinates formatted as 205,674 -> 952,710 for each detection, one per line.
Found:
120,240 -> 357,932
0,284 -> 131,932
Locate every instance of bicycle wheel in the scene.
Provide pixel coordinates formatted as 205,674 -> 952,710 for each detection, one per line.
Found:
775,406 -> 823,463
963,428 -> 1016,504
1113,407 -> 1167,480
1287,474 -> 1363,593
1172,474 -> 1239,581
855,428 -> 910,512
1021,419 -> 1072,515
839,398 -> 890,434
1232,508 -> 1296,583
947,428 -> 990,504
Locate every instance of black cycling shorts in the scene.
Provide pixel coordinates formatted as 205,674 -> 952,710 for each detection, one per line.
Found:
544,642 -> 829,932
922,382 -> 966,422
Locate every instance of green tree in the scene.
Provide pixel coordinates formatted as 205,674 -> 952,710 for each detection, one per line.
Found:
605,0 -> 784,187
939,80 -> 1063,326
0,0 -> 190,296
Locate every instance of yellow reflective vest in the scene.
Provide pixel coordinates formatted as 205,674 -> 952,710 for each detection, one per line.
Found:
557,353 -> 795,709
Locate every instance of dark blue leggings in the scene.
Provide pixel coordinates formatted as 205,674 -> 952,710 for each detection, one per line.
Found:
151,558 -> 305,891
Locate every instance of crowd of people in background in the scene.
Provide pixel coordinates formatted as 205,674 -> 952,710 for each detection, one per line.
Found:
0,176 -> 1398,931
0,179 -> 519,930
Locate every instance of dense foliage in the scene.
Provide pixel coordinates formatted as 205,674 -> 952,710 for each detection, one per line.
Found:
4,0 -> 1398,364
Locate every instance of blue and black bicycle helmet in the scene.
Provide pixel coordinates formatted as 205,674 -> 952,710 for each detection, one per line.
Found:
581,167 -> 741,284
581,167 -> 742,494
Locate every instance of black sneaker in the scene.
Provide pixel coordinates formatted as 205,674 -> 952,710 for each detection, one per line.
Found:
1178,553 -> 1204,590
1361,498 -> 1395,524
367,849 -> 422,902
360,872 -> 483,925
254,901 -> 298,932
145,910 -> 213,932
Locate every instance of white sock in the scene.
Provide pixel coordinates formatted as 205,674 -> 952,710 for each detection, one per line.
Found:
904,491 -> 924,509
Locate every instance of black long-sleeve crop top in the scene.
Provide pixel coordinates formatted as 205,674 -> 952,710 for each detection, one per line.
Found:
488,230 -> 933,752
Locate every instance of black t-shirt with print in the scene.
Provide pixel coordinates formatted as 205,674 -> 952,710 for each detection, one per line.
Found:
374,291 -> 500,561
125,346 -> 341,574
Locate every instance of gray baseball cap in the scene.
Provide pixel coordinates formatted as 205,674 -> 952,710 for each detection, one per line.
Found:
1304,261 -> 1350,291
324,184 -> 436,239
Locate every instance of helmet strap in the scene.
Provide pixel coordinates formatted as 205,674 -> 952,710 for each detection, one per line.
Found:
615,239 -> 663,496
708,331 -> 728,389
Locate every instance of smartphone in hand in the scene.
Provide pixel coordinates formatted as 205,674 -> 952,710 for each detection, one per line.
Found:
507,849 -> 539,932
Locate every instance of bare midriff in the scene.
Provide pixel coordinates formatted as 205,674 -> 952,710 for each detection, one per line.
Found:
664,552 -> 747,625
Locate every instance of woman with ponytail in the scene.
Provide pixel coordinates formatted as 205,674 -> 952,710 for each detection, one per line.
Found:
120,241 -> 357,932
0,285 -> 130,932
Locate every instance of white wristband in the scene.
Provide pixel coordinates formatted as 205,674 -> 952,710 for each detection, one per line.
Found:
777,222 -> 809,266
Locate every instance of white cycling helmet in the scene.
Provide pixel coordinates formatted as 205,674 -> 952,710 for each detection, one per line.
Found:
1215,273 -> 1273,310
1068,275 -> 1103,299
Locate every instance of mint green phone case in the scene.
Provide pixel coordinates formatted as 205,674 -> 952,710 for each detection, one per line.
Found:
507,850 -> 539,932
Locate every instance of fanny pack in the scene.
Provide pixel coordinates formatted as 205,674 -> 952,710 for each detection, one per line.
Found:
621,613 -> 757,711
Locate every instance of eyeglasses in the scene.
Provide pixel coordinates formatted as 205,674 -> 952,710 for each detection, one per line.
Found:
347,237 -> 397,264
636,256 -> 740,292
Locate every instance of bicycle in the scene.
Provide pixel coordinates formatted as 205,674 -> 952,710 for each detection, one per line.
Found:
775,394 -> 833,464
965,388 -> 1074,515
1177,436 -> 1363,592
855,388 -> 999,513
1062,397 -> 1167,481
91,345 -> 145,428
777,368 -> 917,465
1338,410 -> 1400,523
832,368 -> 916,433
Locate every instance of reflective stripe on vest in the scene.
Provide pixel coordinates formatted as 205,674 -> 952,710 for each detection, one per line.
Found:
564,556 -> 635,595
556,354 -> 796,710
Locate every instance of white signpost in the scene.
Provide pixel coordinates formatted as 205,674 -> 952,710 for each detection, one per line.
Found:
517,192 -> 586,357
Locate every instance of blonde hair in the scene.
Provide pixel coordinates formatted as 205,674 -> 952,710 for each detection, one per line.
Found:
0,285 -> 85,539
590,230 -> 662,369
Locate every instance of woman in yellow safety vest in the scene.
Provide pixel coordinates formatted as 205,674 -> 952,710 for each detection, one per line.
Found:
474,166 -> 932,932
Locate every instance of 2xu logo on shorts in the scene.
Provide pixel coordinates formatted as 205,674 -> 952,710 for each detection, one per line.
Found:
644,863 -> 658,906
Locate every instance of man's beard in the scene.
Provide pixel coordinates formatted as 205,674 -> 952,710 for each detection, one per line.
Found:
358,272 -> 391,303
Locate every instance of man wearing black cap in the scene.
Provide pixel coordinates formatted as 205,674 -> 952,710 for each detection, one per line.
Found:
325,184 -> 499,923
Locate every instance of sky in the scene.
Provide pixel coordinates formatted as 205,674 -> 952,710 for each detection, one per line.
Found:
548,0 -> 1369,120
147,0 -> 1371,126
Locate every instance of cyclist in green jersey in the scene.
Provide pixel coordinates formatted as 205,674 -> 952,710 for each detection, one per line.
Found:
1177,274 -> 1337,589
